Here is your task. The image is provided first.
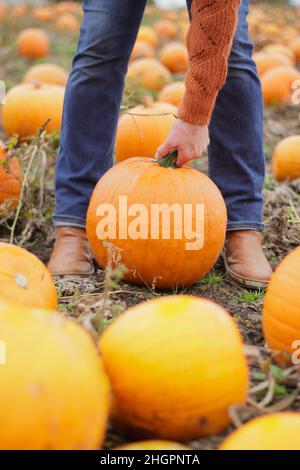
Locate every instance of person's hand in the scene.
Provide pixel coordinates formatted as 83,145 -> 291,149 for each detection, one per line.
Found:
155,119 -> 210,167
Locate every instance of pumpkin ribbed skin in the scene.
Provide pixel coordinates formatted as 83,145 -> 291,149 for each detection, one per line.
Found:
272,135 -> 300,181
100,296 -> 249,440
87,157 -> 227,289
158,81 -> 185,106
0,142 -> 22,206
2,83 -> 64,139
127,59 -> 172,91
23,63 -> 68,86
116,440 -> 190,450
220,413 -> 300,450
115,102 -> 177,162
0,303 -> 110,450
17,28 -> 49,59
0,243 -> 57,310
262,247 -> 300,363
261,65 -> 300,105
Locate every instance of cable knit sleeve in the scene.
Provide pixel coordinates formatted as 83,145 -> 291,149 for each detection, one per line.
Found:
178,0 -> 240,125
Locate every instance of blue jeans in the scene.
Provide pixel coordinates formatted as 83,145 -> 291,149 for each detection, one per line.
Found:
54,0 -> 265,232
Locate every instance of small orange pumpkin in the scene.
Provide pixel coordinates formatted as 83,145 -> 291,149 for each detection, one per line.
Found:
2,83 -> 65,139
272,135 -> 300,181
130,40 -> 155,62
127,58 -> 172,91
158,81 -> 185,106
159,41 -> 188,73
262,247 -> 300,365
0,243 -> 57,310
220,413 -> 300,450
17,28 -> 49,59
261,65 -> 300,105
115,100 -> 177,162
137,26 -> 158,48
115,440 -> 190,450
100,295 -> 248,440
0,303 -> 110,449
32,6 -> 56,22
56,13 -> 80,32
154,19 -> 178,41
55,1 -> 83,16
289,37 -> 300,63
23,63 -> 68,86
87,154 -> 227,289
0,141 -> 22,207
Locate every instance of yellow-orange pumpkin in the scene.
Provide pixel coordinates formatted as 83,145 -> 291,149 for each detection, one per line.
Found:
158,81 -> 185,106
0,142 -> 22,207
137,26 -> 158,48
262,247 -> 300,365
2,83 -> 65,139
56,13 -> 80,32
261,65 -> 300,105
262,44 -> 295,63
17,28 -> 49,59
154,19 -> 178,41
115,440 -> 190,450
130,40 -> 155,62
127,58 -> 172,91
115,100 -> 177,162
0,243 -> 57,310
100,296 -> 248,440
220,413 -> 300,450
272,135 -> 300,181
159,41 -> 188,73
0,302 -> 110,449
23,63 -> 68,86
87,155 -> 227,289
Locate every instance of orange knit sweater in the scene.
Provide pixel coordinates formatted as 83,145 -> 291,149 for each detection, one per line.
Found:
178,0 -> 240,125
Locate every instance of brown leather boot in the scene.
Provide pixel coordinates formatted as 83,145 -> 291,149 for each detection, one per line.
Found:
223,230 -> 273,289
48,227 -> 95,276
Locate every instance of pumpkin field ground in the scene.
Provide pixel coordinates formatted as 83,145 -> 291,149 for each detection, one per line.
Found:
0,0 -> 300,449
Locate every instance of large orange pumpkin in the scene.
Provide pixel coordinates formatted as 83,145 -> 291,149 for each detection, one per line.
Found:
2,83 -> 65,139
127,58 -> 172,91
0,142 -> 22,207
253,51 -> 292,77
158,81 -> 185,106
159,42 -> 188,73
272,135 -> 300,181
262,247 -> 300,365
220,413 -> 300,450
100,295 -> 249,440
130,40 -> 155,62
23,63 -> 68,86
87,154 -> 227,289
115,440 -> 190,450
154,19 -> 178,41
0,243 -> 57,310
0,302 -> 110,449
261,65 -> 300,105
17,28 -> 49,59
115,100 -> 177,162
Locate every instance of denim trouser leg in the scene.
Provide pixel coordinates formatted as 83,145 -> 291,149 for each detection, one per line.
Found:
53,0 -> 146,228
208,0 -> 265,231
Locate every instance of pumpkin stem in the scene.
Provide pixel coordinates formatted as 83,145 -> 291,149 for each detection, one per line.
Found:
157,149 -> 179,169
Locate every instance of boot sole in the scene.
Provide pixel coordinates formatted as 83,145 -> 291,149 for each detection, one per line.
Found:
222,253 -> 269,290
